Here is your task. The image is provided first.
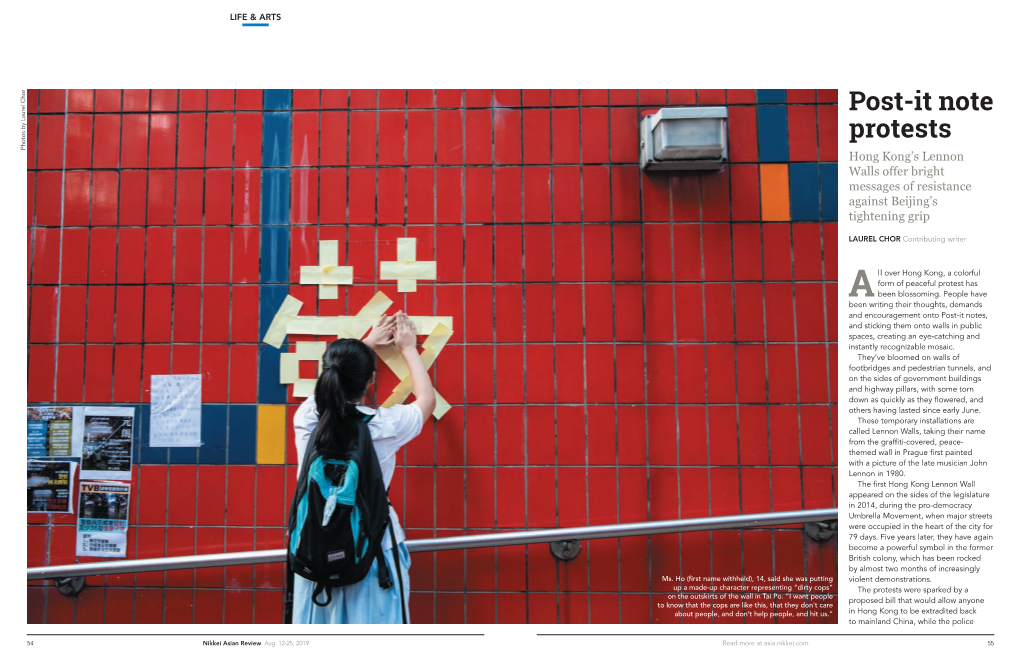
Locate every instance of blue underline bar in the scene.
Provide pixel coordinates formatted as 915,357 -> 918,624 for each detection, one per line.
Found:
242,23 -> 269,26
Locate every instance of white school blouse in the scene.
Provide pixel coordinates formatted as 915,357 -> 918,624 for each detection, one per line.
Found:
293,396 -> 423,552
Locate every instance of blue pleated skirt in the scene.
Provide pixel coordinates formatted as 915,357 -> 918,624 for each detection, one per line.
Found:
292,541 -> 411,624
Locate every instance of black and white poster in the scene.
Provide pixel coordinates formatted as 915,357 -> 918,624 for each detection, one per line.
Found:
27,459 -> 76,514
80,406 -> 135,481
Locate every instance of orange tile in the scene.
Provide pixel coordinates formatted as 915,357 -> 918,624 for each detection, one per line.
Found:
760,164 -> 790,221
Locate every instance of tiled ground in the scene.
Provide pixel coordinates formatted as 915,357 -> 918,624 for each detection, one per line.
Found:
27,89 -> 837,624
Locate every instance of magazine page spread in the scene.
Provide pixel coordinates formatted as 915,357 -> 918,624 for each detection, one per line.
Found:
7,1 -> 1017,667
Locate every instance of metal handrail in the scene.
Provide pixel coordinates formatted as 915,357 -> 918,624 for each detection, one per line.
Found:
27,508 -> 837,581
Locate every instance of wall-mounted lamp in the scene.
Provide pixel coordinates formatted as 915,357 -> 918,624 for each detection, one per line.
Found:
640,107 -> 728,171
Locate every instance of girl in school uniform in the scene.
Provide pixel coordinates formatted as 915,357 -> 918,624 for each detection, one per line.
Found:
291,311 -> 435,624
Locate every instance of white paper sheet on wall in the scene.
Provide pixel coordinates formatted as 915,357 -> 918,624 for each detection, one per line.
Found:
149,374 -> 202,448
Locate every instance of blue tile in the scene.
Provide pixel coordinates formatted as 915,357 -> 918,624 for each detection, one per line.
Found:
757,106 -> 789,162
167,442 -> 198,464
137,404 -> 168,464
200,404 -> 228,464
260,284 -> 291,340
260,224 -> 290,283
757,89 -> 786,104
228,405 -> 258,464
263,112 -> 291,167
264,89 -> 293,111
820,163 -> 838,221
789,164 -> 820,221
261,169 -> 291,225
258,344 -> 288,404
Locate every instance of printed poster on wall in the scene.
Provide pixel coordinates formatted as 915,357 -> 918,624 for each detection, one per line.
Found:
27,459 -> 77,514
27,406 -> 84,458
149,374 -> 202,448
80,406 -> 135,481
75,481 -> 130,558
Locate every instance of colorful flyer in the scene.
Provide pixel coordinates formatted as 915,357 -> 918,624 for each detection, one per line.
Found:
27,406 -> 84,458
27,459 -> 76,514
75,481 -> 131,558
80,406 -> 135,481
149,374 -> 202,447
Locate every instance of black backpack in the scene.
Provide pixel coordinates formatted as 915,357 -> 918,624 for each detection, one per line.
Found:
286,412 -> 406,620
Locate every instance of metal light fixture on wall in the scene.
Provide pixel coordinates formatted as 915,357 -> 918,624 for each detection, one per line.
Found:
640,107 -> 728,171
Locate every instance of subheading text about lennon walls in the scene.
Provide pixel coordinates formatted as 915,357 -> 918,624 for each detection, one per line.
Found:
845,266 -> 992,628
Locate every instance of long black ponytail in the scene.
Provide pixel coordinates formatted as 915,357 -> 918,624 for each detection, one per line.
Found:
314,338 -> 376,454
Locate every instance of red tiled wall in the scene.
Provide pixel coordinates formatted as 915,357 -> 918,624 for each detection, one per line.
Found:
27,89 -> 838,624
